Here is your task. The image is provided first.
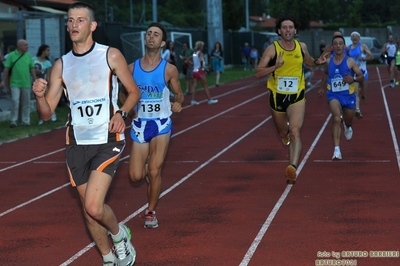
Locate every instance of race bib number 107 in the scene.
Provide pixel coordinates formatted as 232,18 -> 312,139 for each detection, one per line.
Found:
71,98 -> 109,125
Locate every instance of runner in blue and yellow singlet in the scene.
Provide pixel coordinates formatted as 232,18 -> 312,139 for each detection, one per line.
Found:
255,14 -> 330,184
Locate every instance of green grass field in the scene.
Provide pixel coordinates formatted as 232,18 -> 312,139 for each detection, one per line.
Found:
0,67 -> 255,144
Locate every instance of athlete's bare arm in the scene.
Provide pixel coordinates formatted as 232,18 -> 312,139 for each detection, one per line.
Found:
32,58 -> 64,121
108,48 -> 141,133
166,64 -> 183,113
317,58 -> 330,98
361,44 -> 374,61
301,42 -> 330,67
255,44 -> 278,79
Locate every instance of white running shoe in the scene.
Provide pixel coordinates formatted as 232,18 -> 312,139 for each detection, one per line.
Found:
332,149 -> 342,160
144,209 -> 158,229
390,80 -> 395,88
190,100 -> 200,105
51,113 -> 57,122
344,124 -> 353,140
113,225 -> 136,266
208,99 -> 218,105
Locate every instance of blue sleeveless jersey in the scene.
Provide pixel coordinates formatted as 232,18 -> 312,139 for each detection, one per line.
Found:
327,55 -> 356,95
132,59 -> 172,120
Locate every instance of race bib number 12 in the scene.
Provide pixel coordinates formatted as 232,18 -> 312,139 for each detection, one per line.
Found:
278,77 -> 298,92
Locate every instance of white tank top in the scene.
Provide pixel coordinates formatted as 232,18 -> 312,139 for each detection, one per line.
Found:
192,51 -> 201,72
62,42 -> 122,145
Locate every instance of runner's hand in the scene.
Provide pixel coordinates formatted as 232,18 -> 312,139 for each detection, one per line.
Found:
32,78 -> 48,98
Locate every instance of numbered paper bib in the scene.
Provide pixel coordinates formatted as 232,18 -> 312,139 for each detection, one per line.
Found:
331,78 -> 349,92
278,77 -> 298,93
71,97 -> 109,126
138,99 -> 163,119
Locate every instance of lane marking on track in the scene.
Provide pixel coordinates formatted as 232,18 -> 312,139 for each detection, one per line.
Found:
0,148 -> 65,173
60,115 -> 273,265
314,160 -> 390,163
376,66 -> 400,172
0,183 -> 70,218
239,113 -> 332,266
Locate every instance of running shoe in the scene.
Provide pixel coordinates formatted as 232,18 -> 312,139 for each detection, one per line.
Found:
113,225 -> 136,266
390,80 -> 395,88
144,210 -> 158,229
208,99 -> 218,105
281,134 -> 290,145
332,149 -> 342,160
396,81 -> 399,86
285,165 -> 297,184
190,100 -> 200,105
343,124 -> 353,140
355,109 -> 363,119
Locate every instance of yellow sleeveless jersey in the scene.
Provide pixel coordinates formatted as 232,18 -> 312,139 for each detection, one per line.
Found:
267,40 -> 305,95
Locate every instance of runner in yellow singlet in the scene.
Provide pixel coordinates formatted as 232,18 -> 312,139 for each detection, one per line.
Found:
255,14 -> 330,184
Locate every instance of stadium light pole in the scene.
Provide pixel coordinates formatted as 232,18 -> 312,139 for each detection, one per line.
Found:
130,0 -> 133,26
152,0 -> 157,22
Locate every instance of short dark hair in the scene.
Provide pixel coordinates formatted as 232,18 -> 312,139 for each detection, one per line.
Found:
68,2 -> 96,22
275,14 -> 300,36
147,22 -> 167,42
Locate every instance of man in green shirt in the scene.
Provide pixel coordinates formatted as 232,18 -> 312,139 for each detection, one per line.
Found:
0,39 -> 36,128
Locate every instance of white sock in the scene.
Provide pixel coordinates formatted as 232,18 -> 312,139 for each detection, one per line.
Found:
334,146 -> 340,151
102,250 -> 115,262
111,226 -> 123,242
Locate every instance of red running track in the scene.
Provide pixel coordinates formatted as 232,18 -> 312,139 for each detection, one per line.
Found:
1,66 -> 400,266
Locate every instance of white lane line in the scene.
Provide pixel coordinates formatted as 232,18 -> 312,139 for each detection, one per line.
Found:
0,148 -> 65,172
0,183 -> 70,217
376,66 -> 400,172
60,116 -> 272,266
239,114 -> 332,266
314,160 -> 390,163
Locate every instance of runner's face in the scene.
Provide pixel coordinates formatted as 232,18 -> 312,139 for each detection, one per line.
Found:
67,8 -> 94,42
351,35 -> 360,44
145,27 -> 164,49
332,38 -> 345,54
278,20 -> 296,41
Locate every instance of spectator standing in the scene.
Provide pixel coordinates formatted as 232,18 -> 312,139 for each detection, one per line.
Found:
161,40 -> 176,66
263,37 -> 271,53
190,41 -> 218,105
0,39 -> 36,128
242,42 -> 251,70
210,41 -> 223,86
33,44 -> 57,124
250,45 -> 260,71
180,42 -> 194,95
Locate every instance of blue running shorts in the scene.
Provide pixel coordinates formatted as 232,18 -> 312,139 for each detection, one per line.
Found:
130,117 -> 173,143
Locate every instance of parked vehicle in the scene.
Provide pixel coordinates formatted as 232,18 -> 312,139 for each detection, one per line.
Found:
343,36 -> 383,63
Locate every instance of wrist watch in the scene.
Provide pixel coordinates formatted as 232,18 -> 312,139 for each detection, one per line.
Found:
115,110 -> 128,120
